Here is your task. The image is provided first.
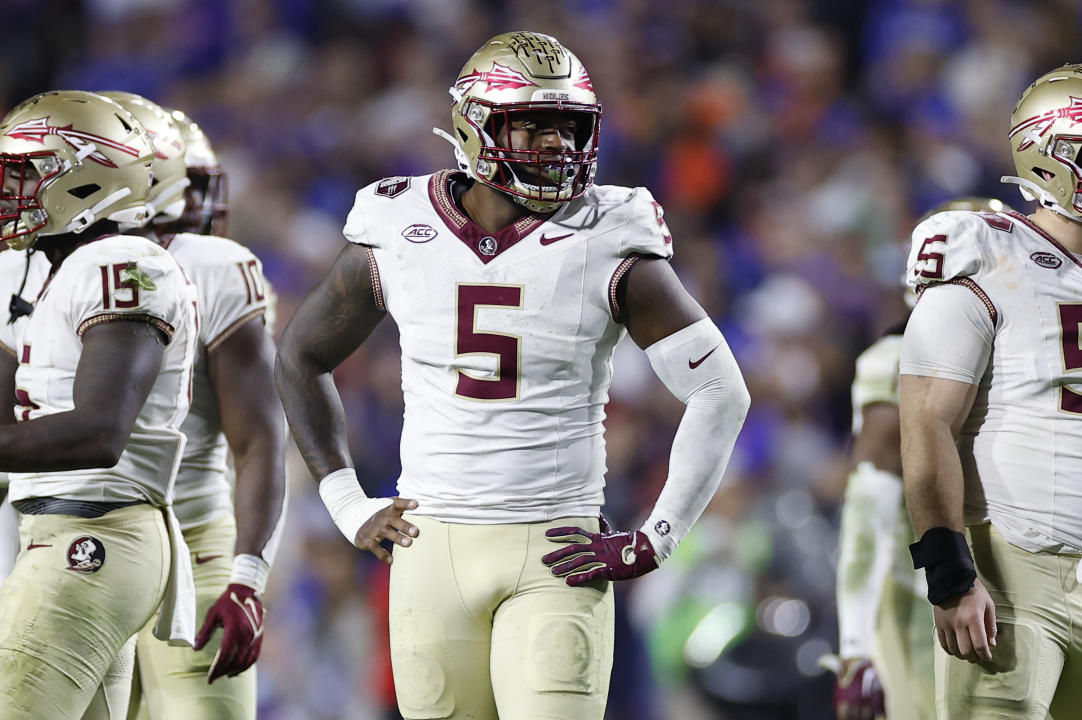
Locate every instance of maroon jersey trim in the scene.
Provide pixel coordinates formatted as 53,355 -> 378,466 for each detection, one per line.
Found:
1008,212 -> 1082,270
77,313 -> 175,342
940,277 -> 998,328
427,170 -> 551,264
205,307 -> 265,354
608,255 -> 641,323
365,246 -> 386,312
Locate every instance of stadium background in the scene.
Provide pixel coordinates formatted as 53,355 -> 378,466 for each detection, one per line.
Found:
6,0 -> 1079,718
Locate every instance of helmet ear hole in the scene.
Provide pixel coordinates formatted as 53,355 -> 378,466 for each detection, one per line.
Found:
68,183 -> 100,199
457,128 -> 469,143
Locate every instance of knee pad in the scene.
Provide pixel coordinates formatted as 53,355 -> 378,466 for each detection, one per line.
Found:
526,614 -> 595,694
390,608 -> 455,719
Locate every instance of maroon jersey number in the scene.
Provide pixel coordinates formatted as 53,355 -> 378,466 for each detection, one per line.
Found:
916,234 -> 947,280
455,284 -> 523,401
1060,304 -> 1082,413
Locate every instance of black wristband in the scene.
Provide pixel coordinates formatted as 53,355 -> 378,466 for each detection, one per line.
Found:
909,527 -> 977,606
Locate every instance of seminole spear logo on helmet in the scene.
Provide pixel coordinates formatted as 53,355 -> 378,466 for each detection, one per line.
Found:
3,116 -> 143,168
454,62 -> 538,93
1009,95 -> 1082,151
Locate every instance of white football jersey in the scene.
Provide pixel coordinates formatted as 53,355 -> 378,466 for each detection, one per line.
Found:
902,210 -> 1082,552
7,235 -> 197,506
165,233 -> 268,530
343,170 -> 673,523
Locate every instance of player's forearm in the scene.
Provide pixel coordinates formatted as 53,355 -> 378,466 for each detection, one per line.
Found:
274,351 -> 354,480
0,408 -> 130,471
901,412 -> 966,536
231,430 -> 287,558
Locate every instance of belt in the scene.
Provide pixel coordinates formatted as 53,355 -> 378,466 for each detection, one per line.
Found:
12,497 -> 145,518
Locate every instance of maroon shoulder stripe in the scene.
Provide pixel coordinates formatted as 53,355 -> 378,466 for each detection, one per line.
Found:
947,277 -> 998,328
365,246 -> 385,312
608,256 -> 641,323
77,313 -> 176,342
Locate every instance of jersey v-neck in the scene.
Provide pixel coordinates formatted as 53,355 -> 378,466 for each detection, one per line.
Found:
427,169 -> 553,264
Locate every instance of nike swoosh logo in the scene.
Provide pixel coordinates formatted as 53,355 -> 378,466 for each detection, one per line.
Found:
26,543 -> 51,550
194,554 -> 223,565
689,344 -> 720,369
540,232 -> 574,246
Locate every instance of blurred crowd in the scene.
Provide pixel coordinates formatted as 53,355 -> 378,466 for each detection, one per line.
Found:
6,0 -> 1082,718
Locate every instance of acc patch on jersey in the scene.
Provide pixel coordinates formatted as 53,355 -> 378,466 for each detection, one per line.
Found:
376,176 -> 411,199
65,536 -> 105,573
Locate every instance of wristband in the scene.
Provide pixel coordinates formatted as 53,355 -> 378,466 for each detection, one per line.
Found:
317,468 -> 392,545
230,553 -> 270,595
909,527 -> 977,606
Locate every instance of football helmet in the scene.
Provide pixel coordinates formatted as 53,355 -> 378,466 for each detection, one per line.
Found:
99,91 -> 189,223
0,90 -> 154,250
439,31 -> 601,213
1003,64 -> 1082,220
167,107 -> 227,235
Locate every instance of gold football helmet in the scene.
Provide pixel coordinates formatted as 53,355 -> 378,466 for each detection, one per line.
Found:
99,91 -> 189,223
439,31 -> 601,213
1004,64 -> 1082,219
0,90 -> 154,250
167,107 -> 227,235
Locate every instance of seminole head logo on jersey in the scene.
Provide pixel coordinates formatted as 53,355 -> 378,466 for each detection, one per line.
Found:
1009,96 -> 1082,152
3,116 -> 143,168
66,536 -> 106,573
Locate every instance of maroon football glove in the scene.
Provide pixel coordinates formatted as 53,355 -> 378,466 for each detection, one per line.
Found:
831,657 -> 885,720
193,583 -> 265,684
541,525 -> 660,586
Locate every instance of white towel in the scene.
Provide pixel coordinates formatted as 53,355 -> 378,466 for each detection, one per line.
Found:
153,505 -> 196,646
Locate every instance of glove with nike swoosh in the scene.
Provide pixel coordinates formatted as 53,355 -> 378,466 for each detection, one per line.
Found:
541,525 -> 660,585
195,554 -> 270,684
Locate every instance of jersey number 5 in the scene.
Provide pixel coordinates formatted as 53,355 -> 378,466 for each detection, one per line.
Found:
1060,304 -> 1082,413
455,284 -> 522,401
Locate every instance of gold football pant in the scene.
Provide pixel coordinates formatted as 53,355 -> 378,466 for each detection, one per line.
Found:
874,575 -> 934,720
0,504 -> 169,720
389,515 -> 615,720
936,523 -> 1082,719
128,512 -> 255,720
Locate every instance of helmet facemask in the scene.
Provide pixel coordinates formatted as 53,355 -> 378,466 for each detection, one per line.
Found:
467,101 -> 599,212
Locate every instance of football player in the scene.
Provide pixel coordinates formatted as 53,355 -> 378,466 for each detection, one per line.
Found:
0,90 -> 197,719
93,93 -> 286,720
275,30 -> 750,720
901,64 -> 1082,719
830,198 -> 1009,720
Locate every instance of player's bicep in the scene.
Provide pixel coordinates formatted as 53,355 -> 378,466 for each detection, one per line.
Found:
621,257 -> 706,349
208,316 -> 281,451
279,243 -> 385,372
73,320 -> 166,433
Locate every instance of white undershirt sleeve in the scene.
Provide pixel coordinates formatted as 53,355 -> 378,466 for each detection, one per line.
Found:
900,282 -> 994,382
640,318 -> 751,561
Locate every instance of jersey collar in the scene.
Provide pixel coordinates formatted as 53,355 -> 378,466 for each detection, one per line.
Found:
428,169 -> 551,264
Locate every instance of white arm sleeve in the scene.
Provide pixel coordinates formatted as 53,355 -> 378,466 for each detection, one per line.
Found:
836,461 -> 903,658
318,468 -> 393,546
640,318 -> 750,560
899,282 -> 994,382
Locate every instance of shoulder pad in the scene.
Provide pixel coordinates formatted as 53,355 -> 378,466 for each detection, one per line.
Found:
905,211 -> 1009,291
618,187 -> 674,259
343,175 -> 423,248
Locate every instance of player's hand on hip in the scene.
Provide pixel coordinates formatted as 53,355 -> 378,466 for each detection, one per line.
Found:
194,583 -> 265,684
820,655 -> 885,720
541,525 -> 659,586
933,577 -> 997,663
355,496 -> 419,564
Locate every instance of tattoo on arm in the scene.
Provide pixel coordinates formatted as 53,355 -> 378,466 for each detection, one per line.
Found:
275,244 -> 385,480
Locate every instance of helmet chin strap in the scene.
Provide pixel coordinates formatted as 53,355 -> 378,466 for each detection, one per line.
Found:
1001,175 -> 1082,221
432,128 -> 470,172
